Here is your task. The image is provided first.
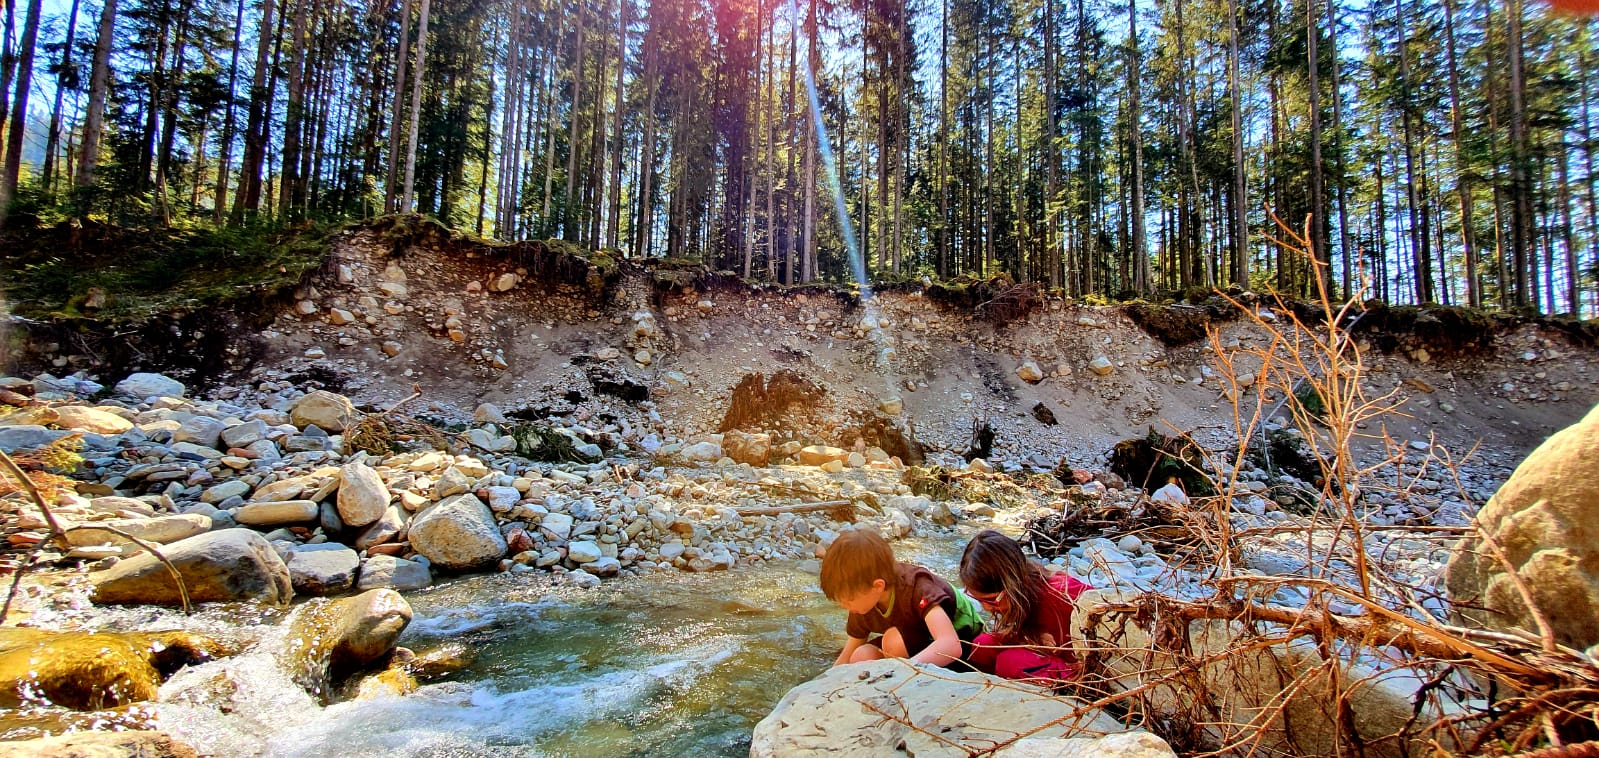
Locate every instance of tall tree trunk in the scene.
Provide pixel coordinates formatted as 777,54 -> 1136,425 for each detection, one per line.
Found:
1506,0 -> 1534,311
278,0 -> 313,217
75,0 -> 117,192
1127,0 -> 1147,294
1442,0 -> 1479,307
563,0 -> 586,240
41,0 -> 80,193
384,0 -> 414,213
233,0 -> 279,222
1226,0 -> 1247,287
212,0 -> 247,223
401,0 -> 430,213
1393,0 -> 1431,303
1305,0 -> 1327,293
1327,0 -> 1352,299
606,0 -> 629,250
0,0 -> 43,227
154,6 -> 192,226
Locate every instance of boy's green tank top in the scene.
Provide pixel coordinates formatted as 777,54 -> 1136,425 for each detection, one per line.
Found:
950,588 -> 984,640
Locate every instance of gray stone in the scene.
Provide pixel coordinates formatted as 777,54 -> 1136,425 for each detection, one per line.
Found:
115,373 -> 186,399
679,441 -> 723,462
0,426 -> 75,453
52,406 -> 134,434
407,494 -> 508,571
432,467 -> 470,500
201,480 -> 251,504
751,660 -> 1142,758
286,543 -> 360,595
567,540 -> 602,563
91,528 -> 293,606
221,419 -> 269,449
337,462 -> 390,528
539,512 -> 574,541
356,555 -> 432,591
290,390 -> 358,433
355,506 -> 407,551
172,416 -> 226,449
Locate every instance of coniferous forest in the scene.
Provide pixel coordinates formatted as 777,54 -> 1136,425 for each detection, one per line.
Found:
1,0 -> 1597,314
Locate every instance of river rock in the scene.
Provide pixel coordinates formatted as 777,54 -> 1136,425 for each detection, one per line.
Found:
337,462 -> 389,528
251,474 -> 316,502
1016,361 -> 1045,383
0,628 -> 220,710
290,390 -> 358,433
680,441 -> 724,463
64,514 -> 212,547
797,445 -> 848,466
0,731 -> 201,758
284,589 -> 412,701
1446,402 -> 1599,649
235,500 -> 320,526
221,419 -> 269,449
286,543 -> 360,595
356,555 -> 432,591
751,660 -> 1142,757
407,494 -> 508,570
722,430 -> 772,466
91,528 -> 293,606
568,540 -> 602,563
172,416 -> 226,449
1089,356 -> 1115,376
115,373 -> 187,399
0,425 -> 81,452
201,480 -> 251,504
355,505 -> 407,551
51,406 -> 133,434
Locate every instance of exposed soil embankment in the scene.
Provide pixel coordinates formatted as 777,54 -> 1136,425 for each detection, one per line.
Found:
5,216 -> 1598,468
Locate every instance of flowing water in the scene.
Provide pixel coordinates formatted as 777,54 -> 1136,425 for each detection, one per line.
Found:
7,532 -> 968,757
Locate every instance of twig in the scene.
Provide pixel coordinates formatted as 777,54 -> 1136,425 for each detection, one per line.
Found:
62,525 -> 192,615
736,500 -> 853,516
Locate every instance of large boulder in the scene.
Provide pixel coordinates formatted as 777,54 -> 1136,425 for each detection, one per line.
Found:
115,373 -> 187,399
0,628 -> 220,710
407,494 -> 508,570
51,406 -> 133,434
283,589 -> 412,701
91,528 -> 293,606
286,543 -> 360,596
752,660 -> 1149,758
337,462 -> 390,527
289,390 -> 358,433
1446,402 -> 1599,649
0,731 -> 200,758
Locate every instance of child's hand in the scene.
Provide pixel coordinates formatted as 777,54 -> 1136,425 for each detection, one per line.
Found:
1038,633 -> 1057,647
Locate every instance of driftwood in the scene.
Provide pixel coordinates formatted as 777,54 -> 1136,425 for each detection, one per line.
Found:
735,500 -> 859,520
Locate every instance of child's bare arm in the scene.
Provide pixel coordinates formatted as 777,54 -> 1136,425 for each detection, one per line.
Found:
834,636 -> 867,666
910,606 -> 963,667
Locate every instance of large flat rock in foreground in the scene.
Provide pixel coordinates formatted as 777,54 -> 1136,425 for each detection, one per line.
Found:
751,659 -> 1171,757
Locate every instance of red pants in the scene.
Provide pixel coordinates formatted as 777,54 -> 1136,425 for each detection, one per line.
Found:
966,632 -> 1078,682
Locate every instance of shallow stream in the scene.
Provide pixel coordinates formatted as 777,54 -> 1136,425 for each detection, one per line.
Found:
9,533 -> 968,757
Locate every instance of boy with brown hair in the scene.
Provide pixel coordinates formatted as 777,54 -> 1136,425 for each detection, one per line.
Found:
819,528 -> 984,667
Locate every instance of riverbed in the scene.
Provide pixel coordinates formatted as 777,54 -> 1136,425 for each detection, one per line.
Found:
52,533 -> 968,757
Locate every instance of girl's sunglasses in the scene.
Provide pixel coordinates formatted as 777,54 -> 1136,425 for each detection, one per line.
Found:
963,588 -> 1004,608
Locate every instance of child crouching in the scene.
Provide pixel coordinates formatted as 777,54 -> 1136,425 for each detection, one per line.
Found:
820,529 -> 984,667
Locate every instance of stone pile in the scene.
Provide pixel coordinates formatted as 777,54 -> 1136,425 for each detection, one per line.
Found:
0,371 -> 966,608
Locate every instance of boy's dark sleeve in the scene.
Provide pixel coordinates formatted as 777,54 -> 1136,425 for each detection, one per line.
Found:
845,612 -> 869,639
911,570 -> 955,619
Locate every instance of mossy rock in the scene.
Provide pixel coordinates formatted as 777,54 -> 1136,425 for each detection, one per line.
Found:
0,628 -> 223,710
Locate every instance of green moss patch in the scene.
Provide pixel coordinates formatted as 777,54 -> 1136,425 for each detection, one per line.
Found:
1,219 -> 333,324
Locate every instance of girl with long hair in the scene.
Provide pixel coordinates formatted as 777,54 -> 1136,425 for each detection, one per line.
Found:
958,529 -> 1091,683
